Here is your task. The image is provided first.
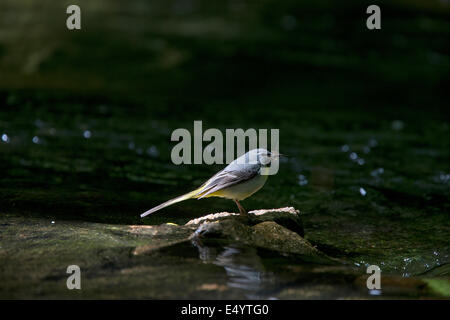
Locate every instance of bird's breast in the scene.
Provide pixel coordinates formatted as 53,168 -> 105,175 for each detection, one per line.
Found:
209,174 -> 268,201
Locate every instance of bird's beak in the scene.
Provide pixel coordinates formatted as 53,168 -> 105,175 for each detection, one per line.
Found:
272,152 -> 286,158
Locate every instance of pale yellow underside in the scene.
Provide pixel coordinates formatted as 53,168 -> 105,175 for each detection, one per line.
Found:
194,173 -> 268,201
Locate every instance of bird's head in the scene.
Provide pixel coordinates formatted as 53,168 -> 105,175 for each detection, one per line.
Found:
244,148 -> 283,166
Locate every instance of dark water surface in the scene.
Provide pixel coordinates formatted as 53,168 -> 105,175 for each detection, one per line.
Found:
0,0 -> 449,298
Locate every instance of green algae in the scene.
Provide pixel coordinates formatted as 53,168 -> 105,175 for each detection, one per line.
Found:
423,278 -> 450,297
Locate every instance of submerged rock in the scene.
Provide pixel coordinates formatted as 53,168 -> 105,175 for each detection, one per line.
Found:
127,224 -> 195,255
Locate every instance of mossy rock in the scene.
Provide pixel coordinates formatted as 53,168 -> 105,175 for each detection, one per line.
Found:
189,207 -> 328,260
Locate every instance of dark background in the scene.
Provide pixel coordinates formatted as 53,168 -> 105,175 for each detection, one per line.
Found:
0,0 -> 449,280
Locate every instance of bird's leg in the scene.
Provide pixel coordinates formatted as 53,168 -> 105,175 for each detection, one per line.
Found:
233,199 -> 247,216
233,200 -> 258,226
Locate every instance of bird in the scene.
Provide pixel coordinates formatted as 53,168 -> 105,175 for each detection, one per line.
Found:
140,148 -> 281,218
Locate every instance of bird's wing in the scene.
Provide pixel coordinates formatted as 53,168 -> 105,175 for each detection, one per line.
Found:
194,163 -> 260,199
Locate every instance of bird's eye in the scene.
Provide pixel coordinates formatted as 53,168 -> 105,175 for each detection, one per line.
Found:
259,155 -> 271,166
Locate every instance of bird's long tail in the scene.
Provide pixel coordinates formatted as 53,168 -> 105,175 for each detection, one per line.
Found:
140,188 -> 201,218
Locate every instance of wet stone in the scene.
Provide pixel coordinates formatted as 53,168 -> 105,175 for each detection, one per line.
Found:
188,207 -> 326,259
187,207 -> 304,237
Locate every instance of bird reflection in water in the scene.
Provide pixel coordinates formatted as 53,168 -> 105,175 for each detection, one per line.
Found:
192,239 -> 275,299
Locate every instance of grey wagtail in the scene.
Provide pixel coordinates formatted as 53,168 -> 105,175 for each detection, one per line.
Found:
140,149 -> 281,217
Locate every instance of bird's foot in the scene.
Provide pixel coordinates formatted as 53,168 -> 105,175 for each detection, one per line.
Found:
235,211 -> 258,226
233,199 -> 258,225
